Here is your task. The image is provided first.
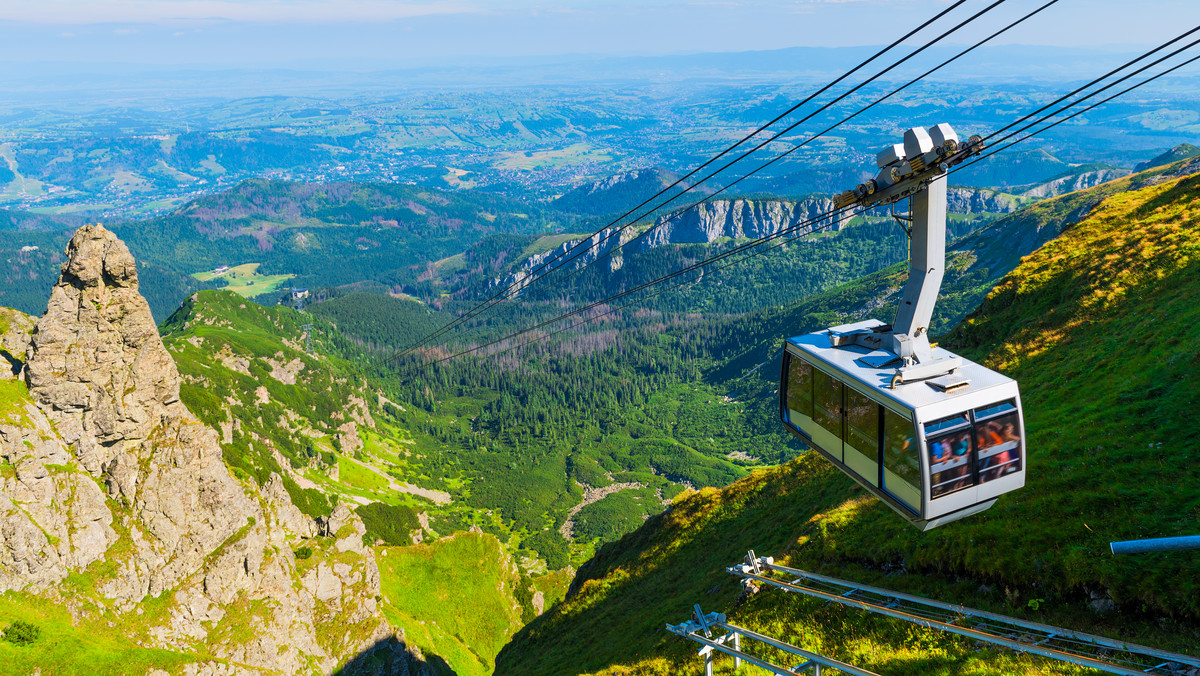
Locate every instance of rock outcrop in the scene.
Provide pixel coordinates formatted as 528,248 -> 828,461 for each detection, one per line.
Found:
23,225 -> 255,602
496,187 -> 1024,294
641,197 -> 850,247
0,307 -> 34,378
0,391 -> 115,591
1017,168 -> 1131,199
1,225 -> 419,674
946,186 -> 1023,213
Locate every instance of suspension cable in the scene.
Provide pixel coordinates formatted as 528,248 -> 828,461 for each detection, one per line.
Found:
388,0 -> 994,356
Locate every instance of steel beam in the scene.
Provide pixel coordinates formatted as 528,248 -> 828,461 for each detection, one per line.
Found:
729,557 -> 1200,675
667,618 -> 880,676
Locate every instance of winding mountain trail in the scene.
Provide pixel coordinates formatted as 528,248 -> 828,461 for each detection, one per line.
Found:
347,455 -> 452,505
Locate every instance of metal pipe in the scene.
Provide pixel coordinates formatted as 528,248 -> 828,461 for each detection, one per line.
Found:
1110,535 -> 1200,555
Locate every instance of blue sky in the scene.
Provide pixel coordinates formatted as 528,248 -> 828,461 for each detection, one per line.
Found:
0,0 -> 1197,66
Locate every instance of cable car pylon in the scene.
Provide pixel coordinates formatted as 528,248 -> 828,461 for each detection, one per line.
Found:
831,123 -> 979,383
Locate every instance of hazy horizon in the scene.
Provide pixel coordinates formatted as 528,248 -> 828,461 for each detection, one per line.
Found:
2,0 -> 1196,68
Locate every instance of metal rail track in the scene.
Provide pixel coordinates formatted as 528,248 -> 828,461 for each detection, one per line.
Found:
668,605 -> 879,676
719,551 -> 1200,675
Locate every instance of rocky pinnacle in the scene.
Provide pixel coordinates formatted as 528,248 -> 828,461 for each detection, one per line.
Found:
25,224 -> 182,474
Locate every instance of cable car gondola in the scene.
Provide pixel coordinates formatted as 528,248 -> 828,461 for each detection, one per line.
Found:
778,124 -> 1025,530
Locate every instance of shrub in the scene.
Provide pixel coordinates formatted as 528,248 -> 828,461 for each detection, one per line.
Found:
294,546 -> 313,560
525,529 -> 570,570
357,502 -> 420,547
3,620 -> 41,646
282,475 -> 334,519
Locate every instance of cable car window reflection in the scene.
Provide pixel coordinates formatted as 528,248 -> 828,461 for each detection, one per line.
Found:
882,408 -> 921,511
925,413 -> 969,436
975,400 -> 1022,483
927,413 -> 974,498
812,368 -> 844,461
785,356 -> 814,422
844,387 -> 879,486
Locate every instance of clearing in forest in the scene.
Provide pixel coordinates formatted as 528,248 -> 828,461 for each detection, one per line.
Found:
191,263 -> 295,298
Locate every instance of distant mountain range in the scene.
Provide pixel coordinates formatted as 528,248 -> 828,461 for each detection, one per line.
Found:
1,45 -> 1182,96
2,147 -> 1185,323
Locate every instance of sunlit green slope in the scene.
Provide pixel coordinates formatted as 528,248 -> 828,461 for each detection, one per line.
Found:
495,163 -> 1200,675
159,291 -> 570,673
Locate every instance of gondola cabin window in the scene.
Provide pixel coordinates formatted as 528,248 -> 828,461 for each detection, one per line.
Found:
782,353 -> 923,514
926,413 -> 973,498
882,408 -> 921,511
973,401 -> 1022,483
844,387 -> 879,486
924,403 -> 1023,498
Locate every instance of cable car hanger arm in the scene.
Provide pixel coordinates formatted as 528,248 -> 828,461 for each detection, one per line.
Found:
829,124 -> 985,386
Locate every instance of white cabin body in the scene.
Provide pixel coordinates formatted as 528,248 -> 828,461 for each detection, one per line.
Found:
781,319 -> 1026,530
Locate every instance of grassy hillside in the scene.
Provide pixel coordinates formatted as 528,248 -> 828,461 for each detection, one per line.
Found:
496,164 -> 1200,675
0,592 -> 210,676
377,532 -> 531,676
159,292 -> 576,673
1135,143 -> 1200,171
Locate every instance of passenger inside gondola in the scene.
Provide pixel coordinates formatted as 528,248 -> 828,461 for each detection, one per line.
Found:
976,414 -> 1022,481
929,427 -> 972,498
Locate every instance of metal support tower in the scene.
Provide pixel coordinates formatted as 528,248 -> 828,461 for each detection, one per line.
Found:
728,552 -> 1200,676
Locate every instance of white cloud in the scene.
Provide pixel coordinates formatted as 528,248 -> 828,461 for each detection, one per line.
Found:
0,0 -> 473,24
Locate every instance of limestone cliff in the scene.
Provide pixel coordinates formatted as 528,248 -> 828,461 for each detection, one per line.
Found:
0,307 -> 34,378
1016,167 -> 1131,199
946,186 -> 1023,213
0,225 -> 425,675
497,188 -> 1022,293
640,196 -> 850,247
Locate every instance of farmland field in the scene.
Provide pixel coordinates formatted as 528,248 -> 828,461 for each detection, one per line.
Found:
494,143 -> 613,171
191,263 -> 294,298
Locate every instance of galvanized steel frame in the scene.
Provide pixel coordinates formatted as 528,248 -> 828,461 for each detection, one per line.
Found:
667,607 -> 880,676
728,554 -> 1200,676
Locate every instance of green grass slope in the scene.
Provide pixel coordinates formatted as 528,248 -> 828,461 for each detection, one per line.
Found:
0,592 -> 210,676
377,532 -> 528,676
158,290 -> 573,664
1135,143 -> 1200,172
496,165 -> 1200,675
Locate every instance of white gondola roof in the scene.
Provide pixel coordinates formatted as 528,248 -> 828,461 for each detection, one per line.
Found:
786,319 -> 1016,413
